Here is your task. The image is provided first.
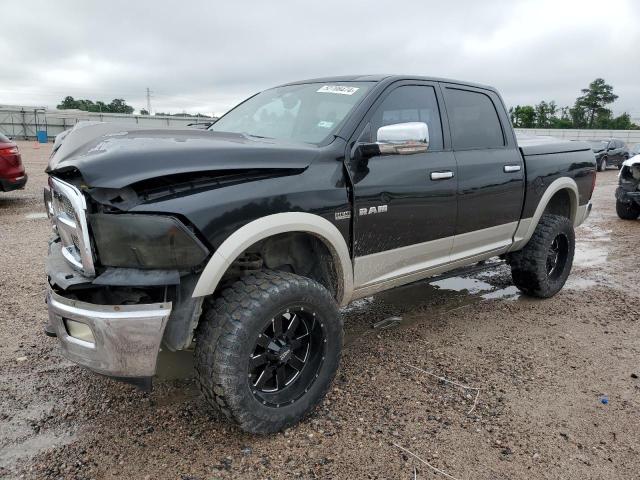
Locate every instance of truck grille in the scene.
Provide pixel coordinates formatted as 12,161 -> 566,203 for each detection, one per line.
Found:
47,177 -> 95,276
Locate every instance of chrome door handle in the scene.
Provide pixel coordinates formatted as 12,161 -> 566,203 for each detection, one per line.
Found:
430,171 -> 454,180
504,165 -> 521,173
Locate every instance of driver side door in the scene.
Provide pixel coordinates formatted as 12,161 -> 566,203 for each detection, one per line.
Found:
348,82 -> 458,292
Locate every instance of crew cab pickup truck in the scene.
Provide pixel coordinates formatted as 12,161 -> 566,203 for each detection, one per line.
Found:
44,75 -> 595,433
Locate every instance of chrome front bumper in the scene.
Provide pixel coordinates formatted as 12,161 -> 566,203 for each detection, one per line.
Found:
46,289 -> 172,378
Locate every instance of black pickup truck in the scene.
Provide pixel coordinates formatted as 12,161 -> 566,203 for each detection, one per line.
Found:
44,75 -> 595,433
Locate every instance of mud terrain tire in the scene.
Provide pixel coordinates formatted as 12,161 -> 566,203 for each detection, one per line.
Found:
195,270 -> 342,434
509,214 -> 575,298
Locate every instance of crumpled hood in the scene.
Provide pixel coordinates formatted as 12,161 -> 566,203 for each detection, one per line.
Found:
47,122 -> 318,188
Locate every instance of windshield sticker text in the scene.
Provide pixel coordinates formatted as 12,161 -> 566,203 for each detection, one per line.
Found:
317,85 -> 359,95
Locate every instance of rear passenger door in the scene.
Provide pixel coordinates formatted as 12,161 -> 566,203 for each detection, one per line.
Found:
442,85 -> 524,259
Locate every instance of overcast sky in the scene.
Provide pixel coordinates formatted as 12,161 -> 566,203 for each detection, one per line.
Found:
2,0 -> 639,118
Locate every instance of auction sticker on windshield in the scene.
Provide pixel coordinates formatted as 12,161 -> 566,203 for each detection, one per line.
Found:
317,85 -> 359,95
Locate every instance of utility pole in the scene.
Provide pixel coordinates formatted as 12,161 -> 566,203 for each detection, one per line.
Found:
146,87 -> 152,115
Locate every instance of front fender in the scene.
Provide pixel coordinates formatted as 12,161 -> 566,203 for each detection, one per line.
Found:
191,212 -> 354,306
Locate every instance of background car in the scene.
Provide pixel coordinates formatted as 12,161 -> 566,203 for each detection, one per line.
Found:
0,133 -> 27,192
628,143 -> 640,159
588,138 -> 629,171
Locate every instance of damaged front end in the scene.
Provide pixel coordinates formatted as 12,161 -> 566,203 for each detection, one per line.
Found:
44,174 -> 210,388
616,158 -> 640,207
43,123 -> 313,387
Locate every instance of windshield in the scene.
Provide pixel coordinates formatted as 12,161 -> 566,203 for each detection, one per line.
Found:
632,144 -> 640,154
209,82 -> 373,144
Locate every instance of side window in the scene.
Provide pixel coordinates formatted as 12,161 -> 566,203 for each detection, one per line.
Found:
445,88 -> 505,150
369,85 -> 444,151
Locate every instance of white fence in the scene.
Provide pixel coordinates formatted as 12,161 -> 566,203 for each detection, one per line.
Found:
515,128 -> 640,148
2,109 -> 638,147
0,106 -> 215,140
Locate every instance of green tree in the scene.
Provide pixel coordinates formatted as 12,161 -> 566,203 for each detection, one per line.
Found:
140,109 -> 150,115
574,78 -> 618,128
93,101 -> 108,113
56,96 -> 134,114
569,104 -> 587,128
107,98 -> 134,114
549,106 -> 573,128
534,101 -> 557,128
607,113 -> 640,130
509,105 -> 536,128
57,96 -> 79,110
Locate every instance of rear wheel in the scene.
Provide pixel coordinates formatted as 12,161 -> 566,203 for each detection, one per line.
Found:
508,214 -> 575,298
195,270 -> 342,433
616,199 -> 640,220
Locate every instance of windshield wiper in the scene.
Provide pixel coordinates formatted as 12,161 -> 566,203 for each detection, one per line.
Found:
241,132 -> 272,140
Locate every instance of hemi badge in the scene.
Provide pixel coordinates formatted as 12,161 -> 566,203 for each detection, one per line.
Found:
335,210 -> 351,221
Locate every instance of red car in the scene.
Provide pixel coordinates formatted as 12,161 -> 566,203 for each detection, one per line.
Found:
0,133 -> 27,191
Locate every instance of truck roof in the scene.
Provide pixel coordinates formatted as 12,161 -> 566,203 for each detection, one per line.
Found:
277,75 -> 497,92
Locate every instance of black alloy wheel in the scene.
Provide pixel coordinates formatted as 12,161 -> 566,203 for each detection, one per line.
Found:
545,233 -> 569,280
249,307 -> 326,407
195,270 -> 343,433
508,213 -> 575,298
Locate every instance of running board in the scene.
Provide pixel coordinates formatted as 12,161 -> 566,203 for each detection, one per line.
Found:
426,259 -> 506,285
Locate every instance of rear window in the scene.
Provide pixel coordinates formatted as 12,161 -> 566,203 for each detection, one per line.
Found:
445,88 -> 505,150
0,133 -> 11,143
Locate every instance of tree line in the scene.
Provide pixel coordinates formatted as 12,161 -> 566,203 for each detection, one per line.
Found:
509,78 -> 638,130
57,96 -> 135,114
56,96 -> 213,118
56,78 -> 637,128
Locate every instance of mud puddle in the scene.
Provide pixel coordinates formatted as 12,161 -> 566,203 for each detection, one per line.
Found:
0,399 -> 76,470
343,263 -> 523,346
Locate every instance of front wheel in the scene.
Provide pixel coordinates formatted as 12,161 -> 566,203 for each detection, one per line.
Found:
508,214 -> 575,298
195,270 -> 343,433
597,157 -> 608,172
616,200 -> 640,220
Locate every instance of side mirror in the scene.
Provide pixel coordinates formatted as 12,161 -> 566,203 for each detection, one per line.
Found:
358,122 -> 429,159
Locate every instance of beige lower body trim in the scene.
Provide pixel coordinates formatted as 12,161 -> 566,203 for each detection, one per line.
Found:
352,222 -> 518,299
450,222 -> 518,258
351,246 -> 509,300
353,237 -> 452,288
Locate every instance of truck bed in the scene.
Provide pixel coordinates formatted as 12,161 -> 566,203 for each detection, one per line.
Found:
516,134 -> 592,156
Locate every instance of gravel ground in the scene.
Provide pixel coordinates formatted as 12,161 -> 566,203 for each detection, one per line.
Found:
1,141 -> 639,479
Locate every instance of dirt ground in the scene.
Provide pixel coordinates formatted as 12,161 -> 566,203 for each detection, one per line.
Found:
1,141 -> 638,480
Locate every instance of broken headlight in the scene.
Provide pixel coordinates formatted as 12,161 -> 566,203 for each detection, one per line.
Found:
89,214 -> 209,270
